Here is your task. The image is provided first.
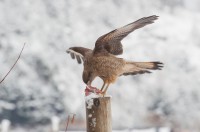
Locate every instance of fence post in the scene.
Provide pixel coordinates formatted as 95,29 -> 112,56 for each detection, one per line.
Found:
0,119 -> 11,132
85,96 -> 112,132
51,116 -> 60,132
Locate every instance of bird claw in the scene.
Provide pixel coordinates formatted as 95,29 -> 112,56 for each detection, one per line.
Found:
85,86 -> 102,96
100,91 -> 106,97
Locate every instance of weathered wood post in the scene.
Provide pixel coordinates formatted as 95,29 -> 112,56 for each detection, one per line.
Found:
86,96 -> 112,132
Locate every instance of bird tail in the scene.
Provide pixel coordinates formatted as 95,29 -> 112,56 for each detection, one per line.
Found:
122,61 -> 163,76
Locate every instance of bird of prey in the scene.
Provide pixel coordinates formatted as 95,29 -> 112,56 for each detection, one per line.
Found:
66,15 -> 163,96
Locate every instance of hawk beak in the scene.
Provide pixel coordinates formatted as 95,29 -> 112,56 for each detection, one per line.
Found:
87,81 -> 91,86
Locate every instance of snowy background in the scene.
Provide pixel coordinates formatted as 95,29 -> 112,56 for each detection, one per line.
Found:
0,0 -> 200,131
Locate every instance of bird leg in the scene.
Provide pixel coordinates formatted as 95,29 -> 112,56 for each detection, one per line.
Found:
102,83 -> 110,97
100,82 -> 106,91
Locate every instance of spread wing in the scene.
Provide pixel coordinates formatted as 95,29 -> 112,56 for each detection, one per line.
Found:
122,61 -> 163,76
66,47 -> 92,64
94,15 -> 159,55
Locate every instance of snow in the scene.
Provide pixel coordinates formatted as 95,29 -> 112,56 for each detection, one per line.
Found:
11,127 -> 169,132
0,0 -> 200,131
91,118 -> 96,127
0,119 -> 11,132
51,116 -> 60,132
58,127 -> 171,132
88,114 -> 92,118
85,93 -> 99,109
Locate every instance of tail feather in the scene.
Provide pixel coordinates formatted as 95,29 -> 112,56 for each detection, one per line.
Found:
133,61 -> 163,70
122,61 -> 163,76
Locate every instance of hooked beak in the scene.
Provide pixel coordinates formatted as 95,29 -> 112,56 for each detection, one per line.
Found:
87,81 -> 91,86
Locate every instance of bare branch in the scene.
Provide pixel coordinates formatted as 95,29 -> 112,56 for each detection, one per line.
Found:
0,43 -> 26,84
71,114 -> 76,123
65,113 -> 76,132
65,115 -> 70,132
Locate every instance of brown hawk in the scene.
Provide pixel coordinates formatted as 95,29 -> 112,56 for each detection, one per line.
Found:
66,15 -> 163,95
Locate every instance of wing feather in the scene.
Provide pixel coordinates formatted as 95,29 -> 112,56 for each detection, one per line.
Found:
66,47 -> 92,64
75,54 -> 82,64
70,52 -> 75,59
94,15 -> 159,55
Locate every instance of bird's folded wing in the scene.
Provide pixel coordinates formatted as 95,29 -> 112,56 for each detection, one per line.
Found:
66,47 -> 92,64
94,15 -> 159,55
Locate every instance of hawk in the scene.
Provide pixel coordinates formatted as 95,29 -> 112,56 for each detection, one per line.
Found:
66,15 -> 163,96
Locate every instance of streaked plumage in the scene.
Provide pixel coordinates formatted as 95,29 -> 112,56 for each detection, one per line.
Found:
66,15 -> 163,95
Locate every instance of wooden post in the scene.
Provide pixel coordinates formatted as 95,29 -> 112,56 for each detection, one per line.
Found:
86,96 -> 112,132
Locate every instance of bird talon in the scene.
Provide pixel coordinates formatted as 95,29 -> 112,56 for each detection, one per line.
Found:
101,91 -> 106,97
85,86 -> 102,96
